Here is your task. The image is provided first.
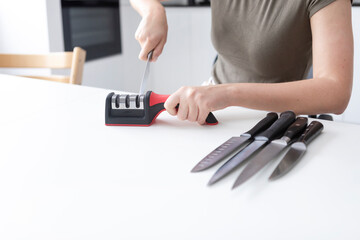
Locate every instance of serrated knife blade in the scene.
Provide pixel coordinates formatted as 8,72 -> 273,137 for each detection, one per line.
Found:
191,112 -> 278,172
232,117 -> 308,189
208,111 -> 296,185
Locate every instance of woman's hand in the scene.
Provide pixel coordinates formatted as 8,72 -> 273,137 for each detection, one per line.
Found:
164,85 -> 232,125
134,3 -> 168,62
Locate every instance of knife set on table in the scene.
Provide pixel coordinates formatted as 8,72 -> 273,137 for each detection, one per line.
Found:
192,111 -> 324,190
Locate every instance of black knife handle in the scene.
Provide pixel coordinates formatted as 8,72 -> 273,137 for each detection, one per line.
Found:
283,117 -> 308,140
205,112 -> 218,125
298,121 -> 324,145
242,112 -> 278,137
255,111 -> 296,141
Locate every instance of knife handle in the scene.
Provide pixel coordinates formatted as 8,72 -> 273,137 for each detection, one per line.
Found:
298,121 -> 324,145
242,112 -> 278,137
255,111 -> 296,141
283,117 -> 308,140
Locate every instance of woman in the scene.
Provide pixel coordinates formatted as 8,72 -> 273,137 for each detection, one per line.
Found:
130,0 -> 353,125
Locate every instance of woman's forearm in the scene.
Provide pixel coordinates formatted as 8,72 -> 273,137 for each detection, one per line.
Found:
130,0 -> 168,61
225,77 -> 352,115
164,77 -> 351,125
130,0 -> 165,17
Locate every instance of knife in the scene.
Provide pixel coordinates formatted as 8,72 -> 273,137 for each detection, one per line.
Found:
139,50 -> 153,95
231,117 -> 308,189
208,111 -> 296,185
268,121 -> 324,181
191,112 -> 278,172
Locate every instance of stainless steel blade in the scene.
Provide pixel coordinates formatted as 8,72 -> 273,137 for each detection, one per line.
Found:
232,139 -> 288,188
191,136 -> 251,172
269,142 -> 306,180
139,50 -> 153,95
208,140 -> 266,185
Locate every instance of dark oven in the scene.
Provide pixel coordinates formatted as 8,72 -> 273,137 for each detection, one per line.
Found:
61,0 -> 122,61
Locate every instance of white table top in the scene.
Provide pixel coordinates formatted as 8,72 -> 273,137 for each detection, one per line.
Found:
1,74 -> 360,240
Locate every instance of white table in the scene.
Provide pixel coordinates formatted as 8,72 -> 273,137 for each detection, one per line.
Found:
1,74 -> 360,240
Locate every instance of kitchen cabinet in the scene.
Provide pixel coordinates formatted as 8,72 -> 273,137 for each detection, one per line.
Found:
1,74 -> 360,239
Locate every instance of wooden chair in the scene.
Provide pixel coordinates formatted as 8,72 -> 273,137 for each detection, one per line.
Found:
0,47 -> 86,85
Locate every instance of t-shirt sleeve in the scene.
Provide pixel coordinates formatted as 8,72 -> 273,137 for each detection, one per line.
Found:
308,0 -> 336,18
308,0 -> 353,18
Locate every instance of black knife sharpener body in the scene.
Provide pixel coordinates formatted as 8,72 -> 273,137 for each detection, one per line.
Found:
105,91 -> 218,126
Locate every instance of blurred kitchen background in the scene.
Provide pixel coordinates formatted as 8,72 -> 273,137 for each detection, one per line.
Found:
0,0 -> 359,124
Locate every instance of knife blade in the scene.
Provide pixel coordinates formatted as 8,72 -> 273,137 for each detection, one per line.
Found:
139,50 -> 153,95
231,117 -> 308,189
208,111 -> 296,185
191,112 -> 278,172
268,121 -> 324,181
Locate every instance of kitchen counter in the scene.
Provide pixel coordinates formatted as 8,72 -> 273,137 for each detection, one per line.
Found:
1,74 -> 360,239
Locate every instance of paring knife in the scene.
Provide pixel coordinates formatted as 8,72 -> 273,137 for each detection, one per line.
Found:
139,50 -> 154,95
208,111 -> 296,185
268,121 -> 324,181
191,112 -> 278,172
232,117 -> 308,189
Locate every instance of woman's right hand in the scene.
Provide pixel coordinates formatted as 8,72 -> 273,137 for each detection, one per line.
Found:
134,3 -> 168,62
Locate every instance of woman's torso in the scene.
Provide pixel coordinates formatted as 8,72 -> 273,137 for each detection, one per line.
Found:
211,0 -> 336,84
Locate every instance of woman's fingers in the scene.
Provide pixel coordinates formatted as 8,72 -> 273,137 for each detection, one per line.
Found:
177,103 -> 189,121
164,94 -> 179,116
165,85 -> 228,124
139,42 -> 154,61
197,106 -> 209,125
152,38 -> 166,62
188,102 -> 199,122
135,9 -> 168,62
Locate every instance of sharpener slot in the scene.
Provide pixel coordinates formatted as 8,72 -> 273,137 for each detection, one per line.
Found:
111,94 -> 120,109
125,95 -> 130,108
135,95 -> 140,108
110,93 -> 145,110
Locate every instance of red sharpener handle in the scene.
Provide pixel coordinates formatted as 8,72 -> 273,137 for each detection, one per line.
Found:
149,92 -> 218,125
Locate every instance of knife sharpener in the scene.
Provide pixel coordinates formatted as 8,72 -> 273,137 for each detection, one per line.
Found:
105,91 -> 218,126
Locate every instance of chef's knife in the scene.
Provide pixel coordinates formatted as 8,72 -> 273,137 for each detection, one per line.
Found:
191,112 -> 278,172
208,111 -> 296,185
232,117 -> 308,189
268,121 -> 324,181
139,50 -> 153,95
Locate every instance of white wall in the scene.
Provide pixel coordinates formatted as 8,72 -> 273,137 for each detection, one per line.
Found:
0,0 -> 49,53
0,0 -> 51,76
149,7 -> 216,94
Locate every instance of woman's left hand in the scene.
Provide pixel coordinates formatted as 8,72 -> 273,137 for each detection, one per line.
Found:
164,85 -> 231,125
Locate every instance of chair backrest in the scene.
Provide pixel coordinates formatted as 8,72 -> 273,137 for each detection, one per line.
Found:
0,47 -> 86,85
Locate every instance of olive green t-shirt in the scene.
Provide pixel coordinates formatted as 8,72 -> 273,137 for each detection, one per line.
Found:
211,0 -> 338,84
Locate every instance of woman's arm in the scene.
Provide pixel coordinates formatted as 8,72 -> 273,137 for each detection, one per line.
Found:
130,0 -> 168,61
165,0 -> 353,124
